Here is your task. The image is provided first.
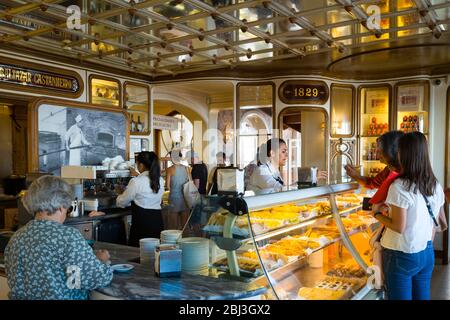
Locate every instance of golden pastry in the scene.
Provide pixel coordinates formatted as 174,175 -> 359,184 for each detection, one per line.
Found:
298,287 -> 347,300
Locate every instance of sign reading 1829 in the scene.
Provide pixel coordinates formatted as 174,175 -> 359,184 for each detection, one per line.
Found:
279,80 -> 329,105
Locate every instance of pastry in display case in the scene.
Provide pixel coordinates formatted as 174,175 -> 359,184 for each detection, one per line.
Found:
191,183 -> 382,300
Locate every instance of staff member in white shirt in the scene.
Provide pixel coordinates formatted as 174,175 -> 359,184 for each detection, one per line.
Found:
247,138 -> 288,195
65,114 -> 91,165
372,132 -> 445,300
116,151 -> 165,247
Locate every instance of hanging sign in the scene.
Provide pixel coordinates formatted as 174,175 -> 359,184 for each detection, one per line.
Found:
153,115 -> 180,130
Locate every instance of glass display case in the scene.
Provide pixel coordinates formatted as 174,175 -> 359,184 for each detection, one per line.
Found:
124,82 -> 150,135
191,183 -> 381,300
90,76 -> 121,108
394,81 -> 429,135
358,85 -> 391,178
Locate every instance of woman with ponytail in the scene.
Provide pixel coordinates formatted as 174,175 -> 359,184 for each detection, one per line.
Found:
116,151 -> 165,247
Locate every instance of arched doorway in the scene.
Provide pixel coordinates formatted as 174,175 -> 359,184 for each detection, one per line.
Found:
239,110 -> 272,168
155,110 -> 194,169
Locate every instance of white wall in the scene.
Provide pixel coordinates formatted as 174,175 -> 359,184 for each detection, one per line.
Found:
429,78 -> 448,185
428,78 -> 449,252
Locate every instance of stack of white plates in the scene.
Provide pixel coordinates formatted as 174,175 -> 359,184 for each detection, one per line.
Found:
161,230 -> 182,244
139,238 -> 160,264
179,237 -> 209,275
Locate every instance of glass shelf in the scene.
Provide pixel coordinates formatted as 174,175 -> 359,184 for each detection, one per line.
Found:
92,96 -> 119,106
124,83 -> 149,135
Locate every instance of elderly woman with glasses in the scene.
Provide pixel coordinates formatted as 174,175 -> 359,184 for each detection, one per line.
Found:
4,176 -> 113,300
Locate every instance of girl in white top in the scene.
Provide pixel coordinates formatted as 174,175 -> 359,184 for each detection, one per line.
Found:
116,151 -> 165,247
247,138 -> 288,195
372,132 -> 445,300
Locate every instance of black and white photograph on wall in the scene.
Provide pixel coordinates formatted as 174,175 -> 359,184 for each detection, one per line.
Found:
38,104 -> 127,175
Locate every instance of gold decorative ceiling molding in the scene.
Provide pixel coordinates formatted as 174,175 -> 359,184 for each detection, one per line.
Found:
0,0 -> 449,79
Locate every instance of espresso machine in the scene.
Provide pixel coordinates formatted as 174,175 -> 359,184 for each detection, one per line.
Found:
61,165 -> 132,215
61,166 -> 97,217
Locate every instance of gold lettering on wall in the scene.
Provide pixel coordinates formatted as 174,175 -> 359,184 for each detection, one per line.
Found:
0,63 -> 79,93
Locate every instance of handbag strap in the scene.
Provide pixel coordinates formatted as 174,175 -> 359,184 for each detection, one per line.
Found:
184,165 -> 193,182
376,226 -> 386,242
422,194 -> 439,227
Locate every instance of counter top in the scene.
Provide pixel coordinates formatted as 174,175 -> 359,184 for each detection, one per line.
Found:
0,196 -> 17,203
92,242 -> 267,300
64,207 -> 132,224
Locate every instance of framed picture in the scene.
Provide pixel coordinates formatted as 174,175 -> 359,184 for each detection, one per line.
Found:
365,89 -> 389,114
397,84 -> 425,112
29,99 -> 129,175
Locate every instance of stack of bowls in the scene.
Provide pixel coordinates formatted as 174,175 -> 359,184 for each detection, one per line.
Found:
139,238 -> 160,265
179,237 -> 209,275
161,230 -> 182,244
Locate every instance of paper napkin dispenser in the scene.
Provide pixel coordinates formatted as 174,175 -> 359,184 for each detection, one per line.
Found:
154,244 -> 182,278
217,167 -> 245,195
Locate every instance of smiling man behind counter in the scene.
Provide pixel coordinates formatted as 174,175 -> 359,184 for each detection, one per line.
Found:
4,175 -> 113,300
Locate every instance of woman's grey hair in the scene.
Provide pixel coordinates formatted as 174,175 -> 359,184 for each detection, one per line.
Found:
22,175 -> 73,215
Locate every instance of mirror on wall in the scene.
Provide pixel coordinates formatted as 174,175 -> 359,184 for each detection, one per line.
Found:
237,83 -> 274,169
278,107 -> 328,187
330,84 -> 354,138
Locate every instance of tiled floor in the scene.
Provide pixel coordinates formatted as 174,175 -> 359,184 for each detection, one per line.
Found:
431,263 -> 450,300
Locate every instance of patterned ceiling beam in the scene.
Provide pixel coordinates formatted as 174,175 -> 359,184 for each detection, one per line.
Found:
334,0 -> 383,38
266,0 -> 346,53
411,0 -> 444,39
184,0 -> 305,57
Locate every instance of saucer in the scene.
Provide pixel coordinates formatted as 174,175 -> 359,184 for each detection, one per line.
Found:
111,264 -> 134,273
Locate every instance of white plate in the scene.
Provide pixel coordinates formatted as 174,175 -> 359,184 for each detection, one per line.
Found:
111,264 -> 134,273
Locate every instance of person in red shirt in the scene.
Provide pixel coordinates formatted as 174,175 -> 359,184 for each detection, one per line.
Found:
345,131 -> 404,204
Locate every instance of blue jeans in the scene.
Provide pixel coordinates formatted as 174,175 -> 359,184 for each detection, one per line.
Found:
383,241 -> 434,300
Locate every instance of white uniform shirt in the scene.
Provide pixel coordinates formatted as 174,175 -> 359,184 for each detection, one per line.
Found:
65,124 -> 90,166
381,179 -> 445,253
116,171 -> 165,210
247,162 -> 283,195
65,124 -> 89,148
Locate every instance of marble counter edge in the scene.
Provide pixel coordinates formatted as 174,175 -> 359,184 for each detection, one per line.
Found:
92,242 -> 268,300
